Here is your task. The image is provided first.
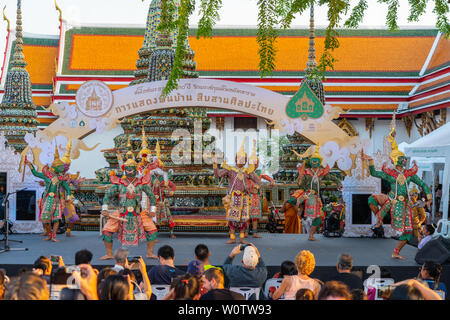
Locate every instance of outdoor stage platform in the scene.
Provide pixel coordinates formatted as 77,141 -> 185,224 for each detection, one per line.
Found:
1,232 -> 449,291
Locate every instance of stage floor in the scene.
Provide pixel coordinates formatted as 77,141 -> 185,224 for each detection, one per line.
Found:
0,231 -> 421,268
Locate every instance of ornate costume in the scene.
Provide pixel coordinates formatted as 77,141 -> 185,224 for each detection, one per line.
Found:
245,140 -> 274,237
137,129 -> 177,238
100,140 -> 158,259
214,139 -> 260,243
28,145 -> 73,242
367,127 -> 431,259
287,144 -> 341,240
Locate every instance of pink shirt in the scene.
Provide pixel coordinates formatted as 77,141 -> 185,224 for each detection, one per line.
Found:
283,275 -> 320,300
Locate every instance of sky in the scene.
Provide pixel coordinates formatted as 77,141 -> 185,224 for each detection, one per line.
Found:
0,0 -> 440,69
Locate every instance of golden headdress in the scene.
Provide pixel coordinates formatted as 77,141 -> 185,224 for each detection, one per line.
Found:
236,137 -> 247,162
311,143 -> 323,163
387,127 -> 405,165
52,144 -> 64,167
249,139 -> 258,165
124,136 -> 137,167
155,140 -> 164,167
138,127 -> 151,159
61,139 -> 72,165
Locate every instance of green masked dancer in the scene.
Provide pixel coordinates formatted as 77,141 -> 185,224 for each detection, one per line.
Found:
25,145 -> 73,242
100,145 -> 158,260
365,128 -> 432,260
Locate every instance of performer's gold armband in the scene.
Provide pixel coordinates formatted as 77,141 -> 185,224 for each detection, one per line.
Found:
426,194 -> 432,201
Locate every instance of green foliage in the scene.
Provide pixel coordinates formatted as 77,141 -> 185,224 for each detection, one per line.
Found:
161,0 -> 195,96
344,0 -> 368,28
197,0 -> 223,38
157,0 -> 177,32
378,0 -> 400,30
407,0 -> 427,22
433,0 -> 450,38
257,0 -> 279,77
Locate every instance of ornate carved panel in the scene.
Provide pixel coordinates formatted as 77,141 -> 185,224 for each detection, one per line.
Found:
0,133 -> 44,233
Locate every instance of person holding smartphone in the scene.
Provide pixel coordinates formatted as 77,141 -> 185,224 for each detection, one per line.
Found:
222,243 -> 267,295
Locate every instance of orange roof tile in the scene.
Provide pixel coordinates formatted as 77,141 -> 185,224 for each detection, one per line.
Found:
426,36 -> 450,72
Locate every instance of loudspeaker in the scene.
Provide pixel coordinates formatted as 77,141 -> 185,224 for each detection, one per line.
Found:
415,236 -> 450,265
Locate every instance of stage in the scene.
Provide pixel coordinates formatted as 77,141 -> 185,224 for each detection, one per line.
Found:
0,231 -> 426,267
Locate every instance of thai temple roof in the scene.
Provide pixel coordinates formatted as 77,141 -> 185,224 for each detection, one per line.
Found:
0,20 -> 448,127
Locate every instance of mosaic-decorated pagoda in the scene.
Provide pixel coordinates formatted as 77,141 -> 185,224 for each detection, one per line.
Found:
272,6 -> 343,204
0,0 -> 38,152
74,0 -> 228,232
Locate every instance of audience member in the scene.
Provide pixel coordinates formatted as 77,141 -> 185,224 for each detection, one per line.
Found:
318,281 -> 353,300
273,260 -> 297,278
75,249 -> 93,265
273,250 -> 320,300
99,274 -> 131,300
418,261 -> 447,298
418,224 -> 435,250
112,248 -> 129,272
351,288 -> 367,300
148,245 -> 185,285
194,244 -> 219,271
163,274 -> 200,300
4,272 -> 50,300
0,269 -> 7,300
223,243 -> 267,294
388,279 -> 442,300
120,257 -> 152,300
97,267 -> 117,297
187,260 -> 205,277
32,256 -> 52,283
200,268 -> 245,300
327,253 -> 363,290
295,288 -> 315,300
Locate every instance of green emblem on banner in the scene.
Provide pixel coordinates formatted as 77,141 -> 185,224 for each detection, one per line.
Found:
285,82 -> 324,120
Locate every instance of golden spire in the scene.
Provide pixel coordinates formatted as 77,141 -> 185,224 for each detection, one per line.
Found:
311,143 -> 323,162
305,5 -> 317,75
388,127 -> 405,165
52,144 -> 64,167
139,126 -> 151,159
61,139 -> 72,165
55,0 -> 62,22
236,137 -> 247,159
249,139 -> 258,165
3,6 -> 10,32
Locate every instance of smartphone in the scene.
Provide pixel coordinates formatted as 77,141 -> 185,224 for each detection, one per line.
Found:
128,256 -> 141,263
50,255 -> 60,263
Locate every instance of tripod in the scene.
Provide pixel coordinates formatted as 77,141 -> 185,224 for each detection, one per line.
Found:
0,189 -> 28,253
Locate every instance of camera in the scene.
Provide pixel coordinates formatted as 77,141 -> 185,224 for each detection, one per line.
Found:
240,244 -> 250,251
128,256 -> 141,263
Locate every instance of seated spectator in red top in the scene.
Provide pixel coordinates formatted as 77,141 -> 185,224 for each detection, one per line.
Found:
148,245 -> 185,285
200,268 -> 245,300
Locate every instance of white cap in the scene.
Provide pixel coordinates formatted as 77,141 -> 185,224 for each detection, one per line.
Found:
242,246 -> 258,269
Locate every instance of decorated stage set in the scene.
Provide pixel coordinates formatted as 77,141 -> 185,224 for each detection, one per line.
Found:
0,0 -> 449,262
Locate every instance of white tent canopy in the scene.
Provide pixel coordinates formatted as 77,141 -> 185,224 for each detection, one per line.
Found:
404,122 -> 450,238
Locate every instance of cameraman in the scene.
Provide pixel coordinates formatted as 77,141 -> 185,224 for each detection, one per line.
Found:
223,243 -> 267,297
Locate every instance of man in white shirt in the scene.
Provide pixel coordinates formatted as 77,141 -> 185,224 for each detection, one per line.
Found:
418,224 -> 435,250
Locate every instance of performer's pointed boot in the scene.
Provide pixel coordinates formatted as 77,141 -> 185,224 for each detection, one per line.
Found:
252,220 -> 262,238
238,232 -> 248,244
146,240 -> 158,259
226,232 -> 236,244
100,241 -> 114,260
51,221 -> 60,242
